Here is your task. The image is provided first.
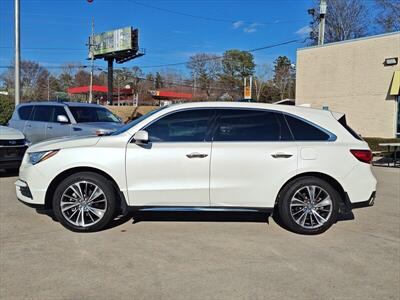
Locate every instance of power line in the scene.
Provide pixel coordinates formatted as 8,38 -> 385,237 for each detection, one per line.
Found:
129,0 -> 308,25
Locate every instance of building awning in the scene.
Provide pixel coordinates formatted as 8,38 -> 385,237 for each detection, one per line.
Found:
390,70 -> 400,96
67,85 -> 108,94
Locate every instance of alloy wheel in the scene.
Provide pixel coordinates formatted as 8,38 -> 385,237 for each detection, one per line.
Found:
60,181 -> 107,227
290,185 -> 333,229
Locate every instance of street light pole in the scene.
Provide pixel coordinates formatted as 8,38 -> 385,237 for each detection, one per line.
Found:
89,17 -> 95,103
14,0 -> 20,105
318,0 -> 327,45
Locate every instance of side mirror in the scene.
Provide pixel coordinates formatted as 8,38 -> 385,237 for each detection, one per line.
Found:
57,115 -> 69,124
133,130 -> 149,144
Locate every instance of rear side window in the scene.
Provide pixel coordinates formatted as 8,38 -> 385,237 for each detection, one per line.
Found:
284,114 -> 331,141
32,106 -> 53,122
145,109 -> 214,142
213,109 -> 292,142
338,115 -> 362,140
18,106 -> 33,120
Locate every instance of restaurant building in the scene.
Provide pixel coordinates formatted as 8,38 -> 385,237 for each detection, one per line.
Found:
296,32 -> 400,138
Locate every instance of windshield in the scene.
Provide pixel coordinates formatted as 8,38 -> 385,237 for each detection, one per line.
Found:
110,106 -> 167,135
69,106 -> 121,123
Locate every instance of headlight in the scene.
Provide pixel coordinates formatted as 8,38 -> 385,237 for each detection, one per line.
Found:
29,150 -> 59,165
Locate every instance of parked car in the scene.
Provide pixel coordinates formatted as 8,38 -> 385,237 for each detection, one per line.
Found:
8,102 -> 123,144
0,126 -> 29,171
15,102 -> 377,234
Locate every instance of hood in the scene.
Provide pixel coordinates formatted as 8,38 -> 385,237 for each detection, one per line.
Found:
77,122 -> 123,131
27,135 -> 101,153
0,125 -> 25,140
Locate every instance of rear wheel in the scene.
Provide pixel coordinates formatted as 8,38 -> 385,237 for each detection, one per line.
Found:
277,177 -> 339,235
53,172 -> 116,232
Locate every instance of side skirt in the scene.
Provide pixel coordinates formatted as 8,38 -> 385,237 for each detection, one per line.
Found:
126,206 -> 274,214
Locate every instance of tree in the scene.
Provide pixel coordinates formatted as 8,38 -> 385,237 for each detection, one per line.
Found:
375,0 -> 400,33
187,53 -> 221,98
155,72 -> 164,89
253,64 -> 273,102
220,50 -> 255,95
308,0 -> 369,45
58,63 -> 80,91
273,56 -> 296,100
0,95 -> 14,125
0,60 -> 50,101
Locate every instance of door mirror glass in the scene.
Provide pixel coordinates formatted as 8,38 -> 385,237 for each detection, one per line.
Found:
133,130 -> 149,144
57,115 -> 69,123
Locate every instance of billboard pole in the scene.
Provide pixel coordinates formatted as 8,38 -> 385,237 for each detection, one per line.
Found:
89,17 -> 94,103
14,0 -> 20,105
107,58 -> 113,104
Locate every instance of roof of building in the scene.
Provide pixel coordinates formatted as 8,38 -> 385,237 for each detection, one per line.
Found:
298,31 -> 400,52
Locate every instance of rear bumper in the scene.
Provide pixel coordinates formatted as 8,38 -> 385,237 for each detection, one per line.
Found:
351,191 -> 376,209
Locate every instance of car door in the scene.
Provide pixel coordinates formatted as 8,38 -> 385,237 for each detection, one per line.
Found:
125,109 -> 215,206
45,106 -> 72,140
24,105 -> 52,144
209,108 -> 298,208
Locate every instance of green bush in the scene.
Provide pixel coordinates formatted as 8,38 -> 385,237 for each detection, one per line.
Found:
0,95 -> 15,126
363,137 -> 400,151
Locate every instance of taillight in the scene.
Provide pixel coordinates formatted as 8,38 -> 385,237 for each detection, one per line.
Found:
350,149 -> 372,164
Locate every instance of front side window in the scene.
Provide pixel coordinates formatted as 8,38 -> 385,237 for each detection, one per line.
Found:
32,106 -> 53,122
51,106 -> 70,123
284,114 -> 331,141
213,109 -> 292,142
18,105 -> 34,120
69,106 -> 120,123
145,109 -> 214,142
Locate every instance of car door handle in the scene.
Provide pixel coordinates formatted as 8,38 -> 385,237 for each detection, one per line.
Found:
73,127 -> 82,131
47,126 -> 53,129
271,153 -> 293,159
186,152 -> 208,159
26,124 -> 31,128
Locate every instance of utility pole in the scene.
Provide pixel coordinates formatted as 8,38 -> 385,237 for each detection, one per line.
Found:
107,58 -> 113,104
14,0 -> 20,105
89,17 -> 95,103
318,0 -> 327,45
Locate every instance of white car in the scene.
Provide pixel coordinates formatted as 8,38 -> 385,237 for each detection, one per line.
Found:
15,102 -> 377,234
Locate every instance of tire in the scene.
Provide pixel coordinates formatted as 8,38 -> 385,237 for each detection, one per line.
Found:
277,176 -> 339,235
53,172 -> 116,232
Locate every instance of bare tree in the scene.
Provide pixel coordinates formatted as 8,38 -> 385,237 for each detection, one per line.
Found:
187,53 -> 221,99
308,0 -> 369,45
273,56 -> 296,100
253,64 -> 273,102
375,0 -> 400,33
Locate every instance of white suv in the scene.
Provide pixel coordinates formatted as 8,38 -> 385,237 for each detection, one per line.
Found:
15,102 -> 377,234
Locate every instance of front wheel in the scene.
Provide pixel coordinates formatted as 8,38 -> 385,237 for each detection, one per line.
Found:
53,172 -> 116,232
277,177 -> 339,235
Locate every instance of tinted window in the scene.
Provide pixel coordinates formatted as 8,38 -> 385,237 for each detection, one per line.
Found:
284,114 -> 330,141
213,109 -> 292,142
69,106 -> 120,123
51,106 -> 70,123
18,106 -> 33,120
145,109 -> 214,142
32,106 -> 53,122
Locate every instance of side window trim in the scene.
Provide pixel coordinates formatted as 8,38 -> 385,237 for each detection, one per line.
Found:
282,112 -> 337,142
140,108 -> 217,143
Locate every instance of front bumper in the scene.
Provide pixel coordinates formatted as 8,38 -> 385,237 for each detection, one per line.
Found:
0,145 -> 27,169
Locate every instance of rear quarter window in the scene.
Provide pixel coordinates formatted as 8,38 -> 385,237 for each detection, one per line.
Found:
284,114 -> 331,141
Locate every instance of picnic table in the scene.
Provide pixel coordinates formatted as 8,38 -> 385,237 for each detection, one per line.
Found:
379,143 -> 400,167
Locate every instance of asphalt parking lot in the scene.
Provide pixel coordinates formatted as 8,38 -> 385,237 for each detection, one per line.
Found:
0,167 -> 399,300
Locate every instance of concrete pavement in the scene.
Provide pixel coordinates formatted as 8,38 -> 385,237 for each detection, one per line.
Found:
0,167 -> 399,300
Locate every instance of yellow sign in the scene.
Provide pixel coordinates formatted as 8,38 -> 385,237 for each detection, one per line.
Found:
244,86 -> 251,99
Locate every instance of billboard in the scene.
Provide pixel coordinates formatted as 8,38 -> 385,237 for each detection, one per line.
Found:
89,27 -> 138,58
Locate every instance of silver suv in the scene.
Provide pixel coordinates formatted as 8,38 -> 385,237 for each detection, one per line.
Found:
8,102 -> 123,144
